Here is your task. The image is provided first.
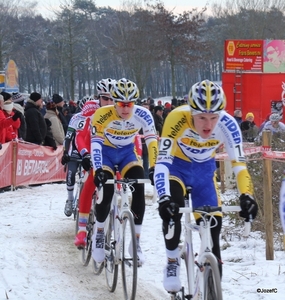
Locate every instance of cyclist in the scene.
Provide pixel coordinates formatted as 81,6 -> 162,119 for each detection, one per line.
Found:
153,79 -> 258,293
73,99 -> 101,247
74,78 -> 116,247
90,78 -> 158,265
61,96 -> 96,217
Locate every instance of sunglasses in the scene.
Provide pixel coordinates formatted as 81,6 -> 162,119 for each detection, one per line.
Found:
115,101 -> 135,108
100,95 -> 113,101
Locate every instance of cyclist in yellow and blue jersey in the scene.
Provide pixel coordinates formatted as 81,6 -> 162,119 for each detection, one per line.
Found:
153,79 -> 258,293
90,78 -> 158,266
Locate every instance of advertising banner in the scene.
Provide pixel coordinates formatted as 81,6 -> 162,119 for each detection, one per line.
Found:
0,73 -> 5,89
15,142 -> 65,186
4,59 -> 19,93
263,40 -> 285,73
0,142 -> 13,189
224,40 -> 263,71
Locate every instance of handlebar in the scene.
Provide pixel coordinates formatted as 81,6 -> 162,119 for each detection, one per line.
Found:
178,205 -> 251,237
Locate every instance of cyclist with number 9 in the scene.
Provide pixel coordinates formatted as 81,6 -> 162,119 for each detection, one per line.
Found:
90,78 -> 158,266
153,79 -> 258,293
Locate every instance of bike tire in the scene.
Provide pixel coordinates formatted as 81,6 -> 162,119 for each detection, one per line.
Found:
203,253 -> 222,300
121,210 -> 137,300
104,210 -> 119,291
80,209 -> 94,266
74,181 -> 84,234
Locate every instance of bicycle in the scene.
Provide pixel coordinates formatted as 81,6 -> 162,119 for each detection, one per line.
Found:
93,165 -> 150,300
169,187 -> 251,300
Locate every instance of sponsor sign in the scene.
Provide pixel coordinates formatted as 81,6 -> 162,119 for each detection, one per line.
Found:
224,40 -> 263,71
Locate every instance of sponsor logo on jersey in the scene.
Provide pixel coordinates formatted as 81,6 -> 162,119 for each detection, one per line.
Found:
220,115 -> 241,143
134,108 -> 153,125
168,116 -> 187,138
96,109 -> 113,125
180,138 -> 219,148
155,172 -> 166,197
92,148 -> 101,168
106,128 -> 137,136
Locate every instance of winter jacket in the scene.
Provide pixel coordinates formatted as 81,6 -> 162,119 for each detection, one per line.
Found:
0,109 -> 20,144
44,109 -> 65,146
24,99 -> 47,145
13,103 -> 26,140
3,110 -> 20,142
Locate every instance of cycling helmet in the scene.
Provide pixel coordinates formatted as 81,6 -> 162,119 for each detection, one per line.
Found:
270,113 -> 281,122
96,78 -> 115,94
188,80 -> 226,114
110,78 -> 139,102
78,96 -> 95,110
81,100 -> 100,117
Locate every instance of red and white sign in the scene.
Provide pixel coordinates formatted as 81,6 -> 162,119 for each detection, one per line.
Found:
224,40 -> 263,71
15,142 -> 65,186
0,142 -> 13,188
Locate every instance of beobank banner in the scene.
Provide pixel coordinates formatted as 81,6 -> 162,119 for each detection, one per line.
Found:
15,142 -> 65,186
224,40 -> 263,71
0,142 -> 13,188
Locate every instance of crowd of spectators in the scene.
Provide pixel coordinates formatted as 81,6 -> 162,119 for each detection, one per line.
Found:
0,91 -> 77,150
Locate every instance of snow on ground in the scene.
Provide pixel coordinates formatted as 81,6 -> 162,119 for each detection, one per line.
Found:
0,182 -> 285,300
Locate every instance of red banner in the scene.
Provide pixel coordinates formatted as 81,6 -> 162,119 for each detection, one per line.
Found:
0,142 -> 13,188
224,40 -> 263,71
15,142 -> 65,186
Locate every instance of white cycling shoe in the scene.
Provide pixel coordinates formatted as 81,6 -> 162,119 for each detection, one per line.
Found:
128,237 -> 145,266
163,258 -> 181,292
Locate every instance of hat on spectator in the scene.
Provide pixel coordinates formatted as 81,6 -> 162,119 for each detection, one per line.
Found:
164,102 -> 171,109
154,106 -> 163,113
1,91 -> 12,101
46,101 -> 57,110
245,112 -> 254,119
52,93 -> 63,104
3,100 -> 13,111
12,92 -> 26,103
30,92 -> 42,102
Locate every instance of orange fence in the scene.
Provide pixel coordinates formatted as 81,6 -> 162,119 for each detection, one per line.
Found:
0,141 -> 65,190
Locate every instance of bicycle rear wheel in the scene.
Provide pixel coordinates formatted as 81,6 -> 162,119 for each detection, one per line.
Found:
203,253 -> 222,300
121,211 -> 137,300
104,210 -> 119,291
80,209 -> 94,266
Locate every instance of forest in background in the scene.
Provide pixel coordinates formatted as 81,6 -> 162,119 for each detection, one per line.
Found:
1,0 -> 285,100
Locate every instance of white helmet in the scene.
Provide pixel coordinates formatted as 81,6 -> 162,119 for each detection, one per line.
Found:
78,96 -> 95,110
270,113 -> 281,122
96,78 -> 115,95
188,80 -> 226,114
110,78 -> 139,102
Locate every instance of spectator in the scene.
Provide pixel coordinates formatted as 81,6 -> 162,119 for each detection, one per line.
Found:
2,100 -> 20,142
24,92 -> 47,145
44,102 -> 65,146
0,94 -> 22,144
163,102 -> 172,119
68,100 -> 77,114
153,105 -> 164,136
240,112 -> 258,142
63,107 -> 72,124
233,109 -> 243,126
52,93 -> 68,134
12,92 -> 27,140
43,118 -> 57,150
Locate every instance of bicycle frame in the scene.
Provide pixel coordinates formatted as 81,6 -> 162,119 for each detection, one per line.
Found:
175,190 -> 251,300
104,175 -> 150,264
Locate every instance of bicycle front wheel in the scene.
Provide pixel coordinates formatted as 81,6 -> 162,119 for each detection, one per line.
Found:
104,210 -> 118,291
203,253 -> 222,300
121,210 -> 137,300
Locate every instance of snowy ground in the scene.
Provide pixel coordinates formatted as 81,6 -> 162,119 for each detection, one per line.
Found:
0,183 -> 285,300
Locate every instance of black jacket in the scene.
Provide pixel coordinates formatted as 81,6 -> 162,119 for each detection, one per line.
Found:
24,100 -> 47,145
